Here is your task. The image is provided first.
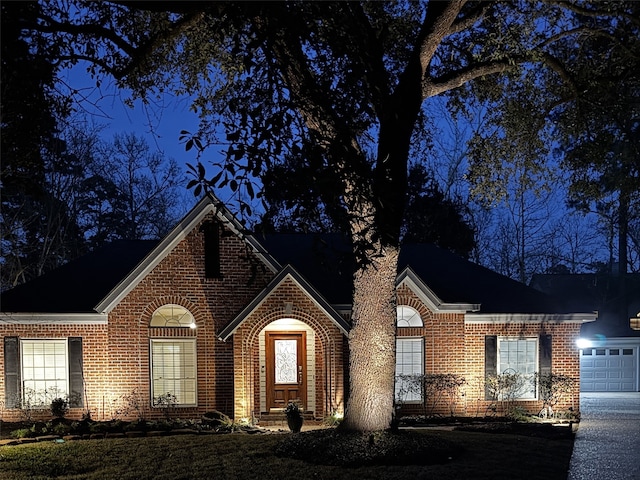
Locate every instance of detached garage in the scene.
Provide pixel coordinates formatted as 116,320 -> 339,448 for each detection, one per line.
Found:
579,339 -> 639,392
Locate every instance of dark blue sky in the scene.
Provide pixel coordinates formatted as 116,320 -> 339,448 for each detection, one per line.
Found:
61,64 -> 201,172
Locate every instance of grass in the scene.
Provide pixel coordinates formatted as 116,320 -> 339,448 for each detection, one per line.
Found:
0,427 -> 574,480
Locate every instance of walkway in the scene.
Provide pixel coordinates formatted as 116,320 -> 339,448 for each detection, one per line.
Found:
568,392 -> 640,480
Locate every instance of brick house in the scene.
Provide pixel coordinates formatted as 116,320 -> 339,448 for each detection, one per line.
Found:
0,194 -> 596,423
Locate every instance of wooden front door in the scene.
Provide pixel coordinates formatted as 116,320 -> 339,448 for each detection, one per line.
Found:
266,332 -> 307,411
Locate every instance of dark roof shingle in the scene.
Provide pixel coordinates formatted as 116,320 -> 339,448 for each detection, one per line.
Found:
1,240 -> 157,313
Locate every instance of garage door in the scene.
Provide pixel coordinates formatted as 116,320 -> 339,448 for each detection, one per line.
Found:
580,347 -> 637,392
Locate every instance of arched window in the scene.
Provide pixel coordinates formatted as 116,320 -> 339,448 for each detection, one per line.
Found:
396,305 -> 423,327
150,304 -> 196,328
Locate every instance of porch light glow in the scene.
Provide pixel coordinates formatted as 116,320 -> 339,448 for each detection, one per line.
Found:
576,338 -> 592,349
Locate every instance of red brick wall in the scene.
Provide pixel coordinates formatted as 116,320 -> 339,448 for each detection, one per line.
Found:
0,324 -> 108,422
1,220 -> 582,423
0,213 -> 275,422
396,285 -> 582,418
103,213 -> 274,421
231,276 -> 346,420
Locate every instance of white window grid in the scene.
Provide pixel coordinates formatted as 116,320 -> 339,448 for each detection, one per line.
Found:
396,305 -> 424,327
497,337 -> 538,400
20,339 -> 69,405
150,339 -> 197,406
395,337 -> 424,403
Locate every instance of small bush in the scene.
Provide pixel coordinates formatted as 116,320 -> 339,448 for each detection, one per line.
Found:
153,392 -> 178,419
10,428 -> 32,439
324,410 -> 343,427
89,422 -> 109,434
50,397 -> 69,418
52,422 -> 72,436
396,373 -> 466,416
536,373 -> 576,418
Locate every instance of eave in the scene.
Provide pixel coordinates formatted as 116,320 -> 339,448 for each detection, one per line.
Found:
0,312 -> 108,325
464,312 -> 598,324
396,266 -> 480,313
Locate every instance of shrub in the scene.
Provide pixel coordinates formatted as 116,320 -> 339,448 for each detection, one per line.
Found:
536,373 -> 576,418
324,410 -> 343,427
10,428 -> 32,439
52,422 -> 72,436
153,392 -> 178,419
395,373 -> 466,417
486,371 -> 527,416
50,397 -> 69,418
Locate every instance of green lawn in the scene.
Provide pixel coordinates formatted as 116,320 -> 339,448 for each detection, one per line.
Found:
0,428 -> 574,480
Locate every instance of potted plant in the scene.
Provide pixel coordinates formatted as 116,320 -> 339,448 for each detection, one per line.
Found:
284,401 -> 303,433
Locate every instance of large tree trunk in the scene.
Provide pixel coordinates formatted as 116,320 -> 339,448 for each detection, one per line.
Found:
341,243 -> 399,432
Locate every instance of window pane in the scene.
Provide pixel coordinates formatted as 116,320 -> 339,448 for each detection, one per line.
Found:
150,304 -> 195,327
396,306 -> 423,327
151,340 -> 197,406
497,338 -> 537,400
21,339 -> 68,404
395,338 -> 424,402
274,340 -> 298,384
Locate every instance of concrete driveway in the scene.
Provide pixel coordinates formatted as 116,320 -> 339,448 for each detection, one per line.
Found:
568,392 -> 640,480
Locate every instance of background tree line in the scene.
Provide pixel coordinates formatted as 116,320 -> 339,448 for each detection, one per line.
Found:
1,3 -> 186,290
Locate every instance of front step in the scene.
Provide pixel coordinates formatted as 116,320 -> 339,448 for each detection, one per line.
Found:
257,412 -> 318,427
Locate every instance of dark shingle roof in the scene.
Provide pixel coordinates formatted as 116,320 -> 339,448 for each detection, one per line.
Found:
1,240 -> 158,313
2,233 -> 569,316
398,243 -> 562,313
258,234 -> 354,305
531,273 -> 640,337
261,234 -> 564,314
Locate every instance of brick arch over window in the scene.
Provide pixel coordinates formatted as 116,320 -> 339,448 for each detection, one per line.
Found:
141,297 -> 203,330
397,288 -> 434,323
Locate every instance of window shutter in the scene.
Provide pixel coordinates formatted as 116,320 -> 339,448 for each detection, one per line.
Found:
539,334 -> 552,375
68,337 -> 84,408
4,337 -> 20,408
485,335 -> 497,400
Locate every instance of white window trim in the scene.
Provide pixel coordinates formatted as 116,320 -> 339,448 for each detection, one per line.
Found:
395,337 -> 424,404
150,304 -> 196,328
20,338 -> 69,405
397,305 -> 424,327
497,337 -> 538,401
150,338 -> 197,407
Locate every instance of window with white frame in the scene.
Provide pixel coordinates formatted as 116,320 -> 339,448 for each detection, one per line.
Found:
396,305 -> 423,327
21,339 -> 69,405
395,338 -> 424,403
497,337 -> 538,400
150,304 -> 196,328
150,339 -> 197,406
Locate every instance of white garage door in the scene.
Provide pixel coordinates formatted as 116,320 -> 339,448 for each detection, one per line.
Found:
580,347 -> 637,392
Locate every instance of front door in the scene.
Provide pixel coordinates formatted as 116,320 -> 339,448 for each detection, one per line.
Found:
266,332 -> 307,411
